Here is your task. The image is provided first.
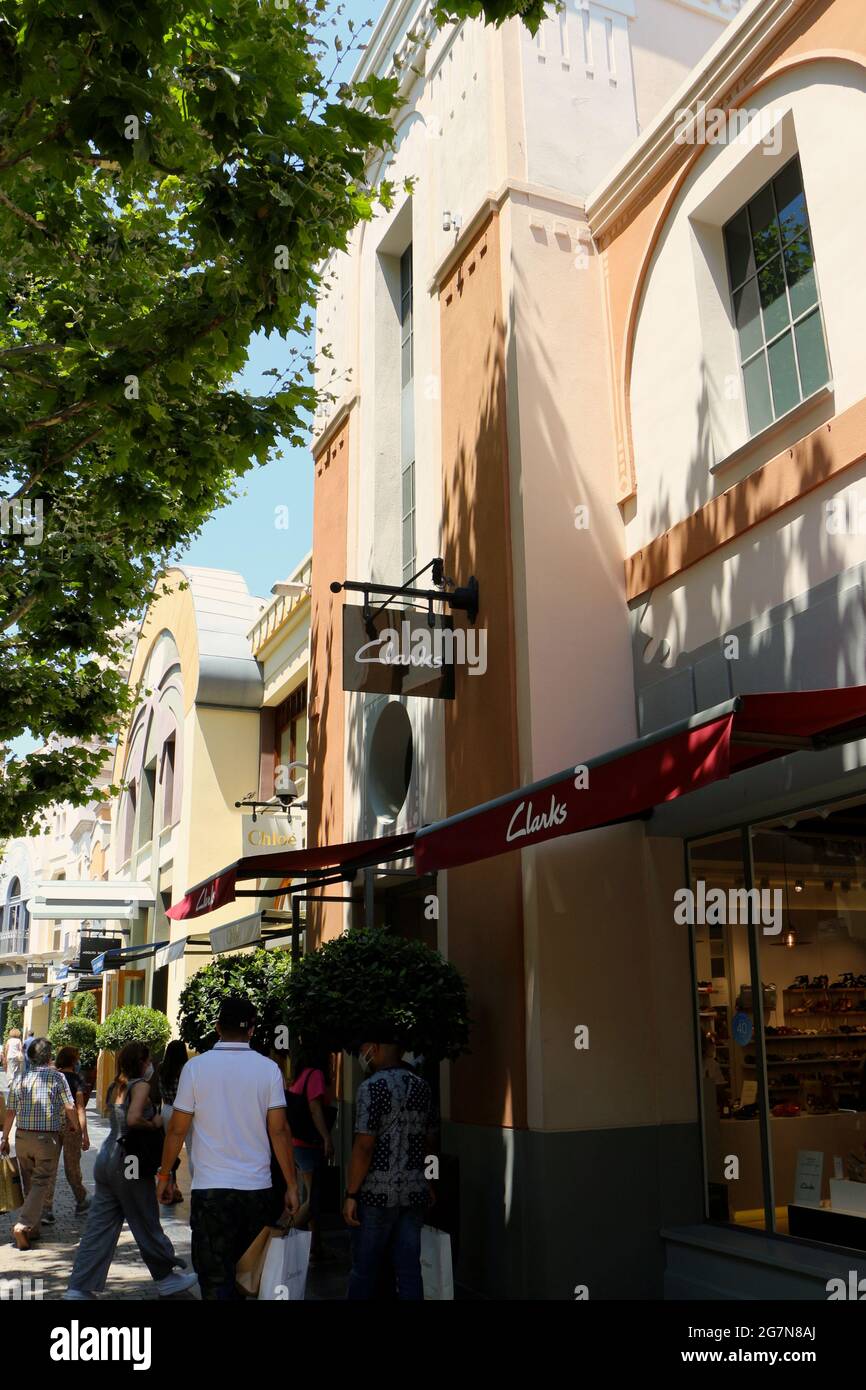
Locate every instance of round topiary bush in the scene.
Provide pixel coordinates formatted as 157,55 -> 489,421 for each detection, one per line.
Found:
48,1016 -> 99,1071
285,929 -> 470,1062
97,1004 -> 171,1059
178,948 -> 293,1054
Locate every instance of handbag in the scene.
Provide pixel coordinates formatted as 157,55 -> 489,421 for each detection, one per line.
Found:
117,1078 -> 164,1179
258,1222 -> 312,1301
420,1225 -> 454,1300
0,1154 -> 22,1214
285,1070 -> 336,1146
236,1225 -> 274,1298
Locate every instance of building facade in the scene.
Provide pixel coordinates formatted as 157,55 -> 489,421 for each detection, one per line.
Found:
588,0 -> 866,1297
304,0 -> 759,1299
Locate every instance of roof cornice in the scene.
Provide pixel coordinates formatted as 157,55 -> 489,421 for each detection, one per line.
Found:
586,0 -> 814,242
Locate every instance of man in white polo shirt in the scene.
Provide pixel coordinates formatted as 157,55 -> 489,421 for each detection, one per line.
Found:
157,995 -> 299,1299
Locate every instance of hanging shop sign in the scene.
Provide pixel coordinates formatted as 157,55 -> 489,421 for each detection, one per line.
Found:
25,964 -> 48,985
242,813 -> 299,857
342,605 -> 458,699
79,936 -> 117,974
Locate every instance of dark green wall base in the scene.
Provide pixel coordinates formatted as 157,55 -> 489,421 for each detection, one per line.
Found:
441,1118 -> 704,1300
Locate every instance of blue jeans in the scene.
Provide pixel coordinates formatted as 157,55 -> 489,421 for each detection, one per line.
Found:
347,1205 -> 425,1301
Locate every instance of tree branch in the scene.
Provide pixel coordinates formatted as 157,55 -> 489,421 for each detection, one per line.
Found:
0,187 -> 51,237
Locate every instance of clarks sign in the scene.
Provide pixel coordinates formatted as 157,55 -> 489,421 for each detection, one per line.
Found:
342,605 -> 486,698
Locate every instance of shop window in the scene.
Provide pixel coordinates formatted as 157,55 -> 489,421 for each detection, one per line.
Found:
723,156 -> 830,436
753,801 -> 866,1245
689,831 -> 772,1231
120,783 -> 136,864
135,761 -> 157,852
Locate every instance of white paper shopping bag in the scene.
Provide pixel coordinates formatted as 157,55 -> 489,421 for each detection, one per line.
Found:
258,1226 -> 312,1301
420,1225 -> 454,1300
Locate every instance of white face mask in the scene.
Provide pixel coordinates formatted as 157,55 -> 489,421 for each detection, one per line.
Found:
358,1048 -> 375,1075
143,1062 -> 154,1081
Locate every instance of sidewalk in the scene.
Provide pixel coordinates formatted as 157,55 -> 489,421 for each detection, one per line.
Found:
1,1075 -> 196,1300
0,1069 -> 350,1300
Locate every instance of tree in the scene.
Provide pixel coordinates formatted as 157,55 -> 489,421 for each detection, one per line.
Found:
96,1003 -> 171,1058
2,1003 -> 23,1043
48,1014 -> 99,1070
0,0 -> 398,836
285,930 -> 470,1062
0,0 -> 544,837
177,947 -> 293,1054
72,990 -> 98,1020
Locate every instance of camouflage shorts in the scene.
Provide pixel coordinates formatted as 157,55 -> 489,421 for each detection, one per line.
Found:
190,1187 -> 275,1300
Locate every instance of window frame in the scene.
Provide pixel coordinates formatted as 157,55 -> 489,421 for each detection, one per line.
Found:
723,155 -> 831,437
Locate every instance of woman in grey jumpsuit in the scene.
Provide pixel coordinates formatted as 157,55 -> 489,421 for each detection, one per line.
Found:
63,1040 -> 198,1300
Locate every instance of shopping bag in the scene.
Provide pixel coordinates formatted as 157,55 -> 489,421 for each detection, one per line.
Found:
258,1225 -> 312,1301
235,1225 -> 273,1298
420,1225 -> 454,1300
0,1154 -> 22,1215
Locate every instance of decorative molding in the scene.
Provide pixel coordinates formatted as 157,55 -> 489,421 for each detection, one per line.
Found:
310,392 -> 358,459
586,0 -> 813,241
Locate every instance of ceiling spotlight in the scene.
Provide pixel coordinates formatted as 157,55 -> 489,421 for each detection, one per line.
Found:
794,879 -> 804,893
784,928 -> 797,949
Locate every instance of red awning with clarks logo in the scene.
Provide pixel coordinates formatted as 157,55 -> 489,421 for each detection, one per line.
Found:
413,687 -> 866,874
167,831 -> 416,921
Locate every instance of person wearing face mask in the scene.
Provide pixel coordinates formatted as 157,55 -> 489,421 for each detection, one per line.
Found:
63,1040 -> 197,1300
343,1036 -> 436,1300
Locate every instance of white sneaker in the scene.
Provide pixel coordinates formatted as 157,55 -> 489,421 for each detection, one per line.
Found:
62,1288 -> 95,1300
155,1270 -> 198,1297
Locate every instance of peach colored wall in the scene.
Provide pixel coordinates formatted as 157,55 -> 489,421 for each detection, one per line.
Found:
307,418 -> 349,946
440,212 -> 527,1130
599,0 -> 866,535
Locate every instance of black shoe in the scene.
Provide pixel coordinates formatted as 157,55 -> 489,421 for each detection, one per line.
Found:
42,1210 -> 56,1225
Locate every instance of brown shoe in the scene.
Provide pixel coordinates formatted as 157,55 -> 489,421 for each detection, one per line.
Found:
12,1225 -> 30,1251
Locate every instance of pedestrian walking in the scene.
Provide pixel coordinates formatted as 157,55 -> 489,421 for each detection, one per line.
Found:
158,995 -> 300,1300
0,1036 -> 79,1250
63,1041 -> 197,1300
343,1038 -> 436,1301
157,1040 -> 191,1203
284,1042 -> 335,1262
1,1029 -> 23,1086
44,1046 -> 91,1221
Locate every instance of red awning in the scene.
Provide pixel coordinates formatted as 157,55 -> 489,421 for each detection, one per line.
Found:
168,831 -> 416,921
413,687 -> 866,875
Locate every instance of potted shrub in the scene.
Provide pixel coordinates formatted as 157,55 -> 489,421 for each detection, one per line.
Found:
178,948 -> 293,1055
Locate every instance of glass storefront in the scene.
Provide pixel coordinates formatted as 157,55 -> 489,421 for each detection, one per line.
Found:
691,795 -> 866,1249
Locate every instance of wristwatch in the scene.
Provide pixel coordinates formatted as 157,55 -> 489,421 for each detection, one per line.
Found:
345,1189 -> 360,1200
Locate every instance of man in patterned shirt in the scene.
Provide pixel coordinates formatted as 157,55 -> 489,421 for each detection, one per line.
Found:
0,1036 -> 80,1249
343,1038 -> 436,1300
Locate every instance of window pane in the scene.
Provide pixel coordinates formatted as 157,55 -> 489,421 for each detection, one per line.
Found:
758,255 -> 790,342
794,308 -> 830,397
733,277 -> 763,361
784,236 -> 818,319
402,511 -> 415,564
401,463 -> 414,515
768,330 -> 800,416
724,209 -> 754,288
743,355 -> 773,435
749,185 -> 780,267
400,244 -> 413,298
774,159 -> 807,245
401,334 -> 413,384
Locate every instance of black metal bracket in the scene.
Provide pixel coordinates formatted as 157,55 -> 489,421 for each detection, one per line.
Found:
331,556 -> 479,632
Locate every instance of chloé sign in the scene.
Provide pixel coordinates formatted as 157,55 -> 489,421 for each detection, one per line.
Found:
241,813 -> 299,856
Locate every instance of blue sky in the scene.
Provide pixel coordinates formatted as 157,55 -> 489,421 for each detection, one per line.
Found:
176,328 -> 314,600
176,0 -> 385,599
